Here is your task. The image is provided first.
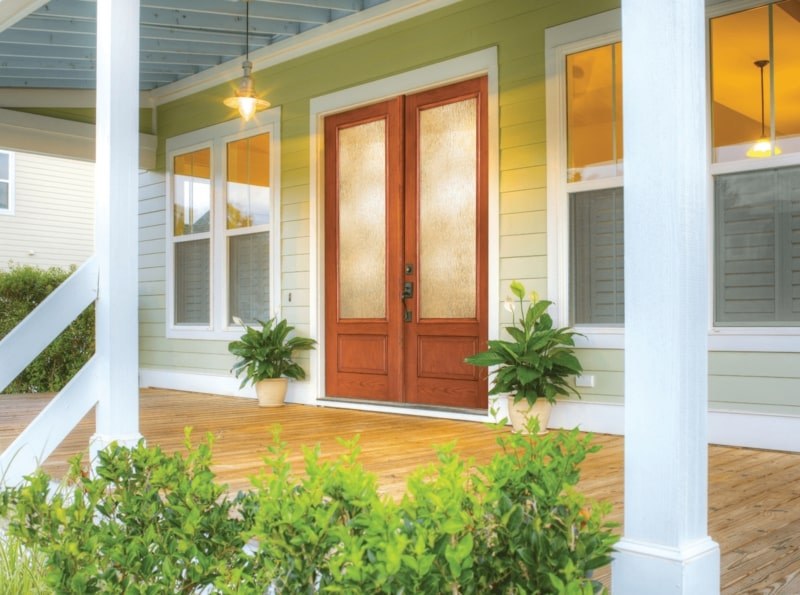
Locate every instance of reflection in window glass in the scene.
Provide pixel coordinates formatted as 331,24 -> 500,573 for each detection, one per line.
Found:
566,43 -> 622,182
173,149 -> 211,235
711,1 -> 800,162
226,133 -> 270,229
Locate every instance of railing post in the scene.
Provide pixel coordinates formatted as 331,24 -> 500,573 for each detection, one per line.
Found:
90,0 -> 142,457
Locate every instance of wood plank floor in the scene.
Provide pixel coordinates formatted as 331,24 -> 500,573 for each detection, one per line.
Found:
2,388 -> 800,593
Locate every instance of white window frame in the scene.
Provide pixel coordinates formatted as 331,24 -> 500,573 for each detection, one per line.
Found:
545,3 -> 800,353
0,150 -> 15,216
165,109 -> 281,340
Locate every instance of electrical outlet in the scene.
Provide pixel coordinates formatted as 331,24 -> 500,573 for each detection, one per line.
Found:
575,374 -> 595,388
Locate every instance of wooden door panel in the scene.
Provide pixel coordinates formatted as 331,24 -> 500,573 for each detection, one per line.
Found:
416,335 -> 480,381
403,77 -> 489,409
324,98 -> 404,401
324,77 -> 488,410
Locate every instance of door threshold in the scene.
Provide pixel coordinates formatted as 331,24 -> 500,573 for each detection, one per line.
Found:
319,396 -> 489,419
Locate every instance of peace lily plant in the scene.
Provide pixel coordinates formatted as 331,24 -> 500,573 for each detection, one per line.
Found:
466,281 -> 583,432
229,316 -> 316,407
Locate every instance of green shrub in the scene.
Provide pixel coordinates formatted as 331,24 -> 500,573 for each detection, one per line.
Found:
0,265 -> 95,394
0,430 -> 251,593
0,426 -> 618,594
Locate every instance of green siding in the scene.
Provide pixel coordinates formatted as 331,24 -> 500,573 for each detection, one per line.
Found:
133,0 -> 800,420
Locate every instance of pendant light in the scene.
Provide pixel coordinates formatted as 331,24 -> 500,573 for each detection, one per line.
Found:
224,0 -> 270,121
746,59 -> 781,158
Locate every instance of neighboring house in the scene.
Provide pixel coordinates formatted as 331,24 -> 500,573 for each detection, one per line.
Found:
1,0 -> 799,590
0,149 -> 94,271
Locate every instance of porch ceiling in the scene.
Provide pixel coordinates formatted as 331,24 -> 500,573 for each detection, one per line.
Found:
0,0 -> 390,91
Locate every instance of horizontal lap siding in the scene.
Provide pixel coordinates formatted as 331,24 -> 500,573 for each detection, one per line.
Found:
0,152 -> 94,271
572,349 -> 800,417
147,0 -> 618,379
137,171 -> 236,375
144,0 -> 800,421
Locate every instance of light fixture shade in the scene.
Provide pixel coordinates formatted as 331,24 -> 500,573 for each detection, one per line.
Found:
225,61 -> 270,121
746,138 -> 782,159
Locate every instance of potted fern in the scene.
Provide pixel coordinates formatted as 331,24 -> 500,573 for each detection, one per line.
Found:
465,281 -> 583,433
228,317 -> 316,407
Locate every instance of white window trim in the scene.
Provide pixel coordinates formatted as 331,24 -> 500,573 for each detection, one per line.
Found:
165,109 -> 281,340
0,149 -> 15,215
308,47 -> 500,401
545,4 -> 800,353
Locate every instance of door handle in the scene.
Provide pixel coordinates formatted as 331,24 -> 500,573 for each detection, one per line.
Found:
402,281 -> 414,300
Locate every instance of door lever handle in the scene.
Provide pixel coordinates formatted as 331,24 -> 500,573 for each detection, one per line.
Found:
402,281 -> 414,300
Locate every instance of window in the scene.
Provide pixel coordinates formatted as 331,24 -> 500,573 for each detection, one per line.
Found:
166,114 -> 280,338
0,150 -> 14,214
565,42 -> 625,327
547,3 -> 800,344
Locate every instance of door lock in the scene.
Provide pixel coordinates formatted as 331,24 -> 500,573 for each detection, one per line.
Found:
402,281 -> 414,299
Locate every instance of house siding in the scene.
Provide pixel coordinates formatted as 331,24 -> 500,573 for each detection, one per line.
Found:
136,0 -> 800,423
0,152 -> 94,271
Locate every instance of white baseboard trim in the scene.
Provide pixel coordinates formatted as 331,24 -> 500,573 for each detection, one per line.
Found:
139,369 -> 800,452
549,400 -> 800,452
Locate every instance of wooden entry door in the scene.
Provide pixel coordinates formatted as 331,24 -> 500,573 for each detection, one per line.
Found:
324,77 -> 488,409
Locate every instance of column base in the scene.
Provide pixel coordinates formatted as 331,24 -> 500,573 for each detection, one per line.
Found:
612,537 -> 720,594
89,432 -> 144,466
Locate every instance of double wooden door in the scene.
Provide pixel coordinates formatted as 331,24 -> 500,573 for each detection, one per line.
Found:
324,77 -> 488,409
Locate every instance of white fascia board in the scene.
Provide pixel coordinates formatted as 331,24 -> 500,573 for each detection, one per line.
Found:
0,108 -> 156,169
148,0 -> 462,106
0,89 -> 152,109
0,0 -> 48,31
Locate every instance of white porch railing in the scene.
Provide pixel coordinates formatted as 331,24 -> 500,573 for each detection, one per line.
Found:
0,257 -> 99,486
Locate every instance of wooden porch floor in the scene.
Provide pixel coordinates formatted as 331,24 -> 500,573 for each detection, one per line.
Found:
2,388 -> 800,593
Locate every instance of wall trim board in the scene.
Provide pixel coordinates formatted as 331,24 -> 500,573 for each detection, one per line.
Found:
140,368 -> 799,452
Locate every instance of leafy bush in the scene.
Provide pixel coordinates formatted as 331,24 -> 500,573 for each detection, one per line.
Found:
0,265 -> 95,394
0,425 -> 618,594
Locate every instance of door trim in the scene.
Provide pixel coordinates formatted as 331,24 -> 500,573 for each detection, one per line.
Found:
309,48 -> 500,414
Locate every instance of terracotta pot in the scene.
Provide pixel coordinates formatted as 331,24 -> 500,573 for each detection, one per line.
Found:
507,395 -> 552,435
255,378 -> 289,407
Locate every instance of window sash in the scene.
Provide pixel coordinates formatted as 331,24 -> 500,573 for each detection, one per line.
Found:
714,165 -> 800,326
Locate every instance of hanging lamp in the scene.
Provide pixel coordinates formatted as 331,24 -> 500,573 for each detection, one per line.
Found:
224,0 -> 270,121
746,59 -> 781,158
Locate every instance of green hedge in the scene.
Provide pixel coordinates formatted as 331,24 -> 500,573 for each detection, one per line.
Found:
0,265 -> 95,394
0,423 -> 618,594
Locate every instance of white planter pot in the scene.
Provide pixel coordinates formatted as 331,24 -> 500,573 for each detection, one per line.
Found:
507,396 -> 552,435
255,378 -> 289,407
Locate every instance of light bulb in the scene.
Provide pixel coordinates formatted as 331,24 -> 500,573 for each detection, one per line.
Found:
746,138 -> 782,158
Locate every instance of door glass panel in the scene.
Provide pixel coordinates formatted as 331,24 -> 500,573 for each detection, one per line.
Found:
173,148 -> 211,235
338,119 -> 386,319
419,98 -> 477,319
226,133 -> 270,229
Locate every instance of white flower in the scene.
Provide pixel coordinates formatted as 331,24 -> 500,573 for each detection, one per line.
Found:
232,316 -> 245,327
529,291 -> 540,304
503,296 -> 515,313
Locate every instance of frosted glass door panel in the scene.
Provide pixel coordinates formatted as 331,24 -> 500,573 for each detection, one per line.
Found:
419,98 -> 477,319
338,120 -> 387,319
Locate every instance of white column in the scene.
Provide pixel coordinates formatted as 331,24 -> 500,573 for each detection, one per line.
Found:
90,0 -> 142,457
612,0 -> 720,593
